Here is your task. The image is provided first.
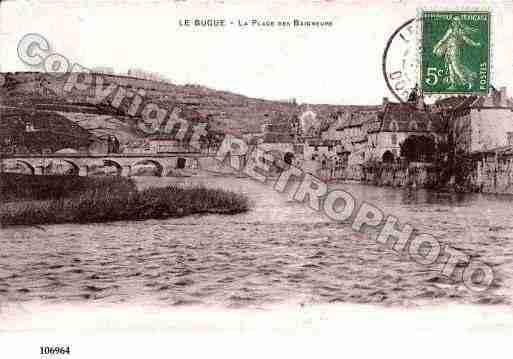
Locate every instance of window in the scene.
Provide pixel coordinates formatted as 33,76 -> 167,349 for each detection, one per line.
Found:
391,134 -> 397,145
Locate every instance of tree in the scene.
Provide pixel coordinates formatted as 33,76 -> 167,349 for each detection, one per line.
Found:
400,135 -> 436,162
382,150 -> 395,163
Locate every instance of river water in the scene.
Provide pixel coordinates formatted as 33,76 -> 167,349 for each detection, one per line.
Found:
1,177 -> 513,308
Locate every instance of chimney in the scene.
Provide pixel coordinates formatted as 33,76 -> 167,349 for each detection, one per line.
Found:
500,87 -> 508,107
416,94 -> 425,111
382,97 -> 389,105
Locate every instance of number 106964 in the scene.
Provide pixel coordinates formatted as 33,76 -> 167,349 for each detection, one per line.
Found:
40,346 -> 70,355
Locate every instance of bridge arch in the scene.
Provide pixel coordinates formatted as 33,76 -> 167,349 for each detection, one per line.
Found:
47,159 -> 80,176
131,159 -> 164,177
102,159 -> 123,176
176,157 -> 187,169
7,160 -> 35,175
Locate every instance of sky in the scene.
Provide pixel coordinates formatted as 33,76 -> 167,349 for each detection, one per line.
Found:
0,0 -> 512,105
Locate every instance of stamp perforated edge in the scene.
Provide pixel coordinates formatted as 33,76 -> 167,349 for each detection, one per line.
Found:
416,5 -> 494,98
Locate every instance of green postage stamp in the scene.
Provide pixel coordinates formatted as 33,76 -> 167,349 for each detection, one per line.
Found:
420,10 -> 491,95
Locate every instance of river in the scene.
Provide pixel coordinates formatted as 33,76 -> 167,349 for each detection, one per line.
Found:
1,176 -> 512,309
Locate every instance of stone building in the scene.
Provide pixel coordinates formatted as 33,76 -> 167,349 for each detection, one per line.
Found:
303,139 -> 340,161
319,109 -> 383,165
366,102 -> 445,163
434,87 -> 513,153
321,111 -> 350,142
473,142 -> 513,194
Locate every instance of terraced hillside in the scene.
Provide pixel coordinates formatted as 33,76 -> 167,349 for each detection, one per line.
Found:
0,71 -> 380,152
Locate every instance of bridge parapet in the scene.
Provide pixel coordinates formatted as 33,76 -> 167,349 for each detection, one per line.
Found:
1,154 -> 205,177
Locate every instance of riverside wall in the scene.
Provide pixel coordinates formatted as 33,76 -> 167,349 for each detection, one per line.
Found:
317,158 -> 513,195
200,152 -> 513,195
474,157 -> 513,195
317,163 -> 439,189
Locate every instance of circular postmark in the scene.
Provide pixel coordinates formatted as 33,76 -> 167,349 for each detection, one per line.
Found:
382,18 -> 418,104
382,17 -> 479,113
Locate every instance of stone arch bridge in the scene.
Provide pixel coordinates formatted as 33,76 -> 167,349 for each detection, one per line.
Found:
0,153 -> 207,177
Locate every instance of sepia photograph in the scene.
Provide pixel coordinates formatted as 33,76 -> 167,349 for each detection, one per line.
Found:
1,0 -> 512,358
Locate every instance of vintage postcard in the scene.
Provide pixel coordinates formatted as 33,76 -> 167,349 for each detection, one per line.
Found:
1,1 -> 513,358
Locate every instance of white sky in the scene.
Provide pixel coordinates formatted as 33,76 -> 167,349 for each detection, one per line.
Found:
0,0 -> 512,105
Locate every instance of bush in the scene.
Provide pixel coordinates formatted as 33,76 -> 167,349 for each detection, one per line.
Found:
0,173 -> 136,202
0,174 -> 249,226
400,135 -> 437,162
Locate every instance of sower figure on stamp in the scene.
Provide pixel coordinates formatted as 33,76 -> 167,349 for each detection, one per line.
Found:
433,16 -> 481,90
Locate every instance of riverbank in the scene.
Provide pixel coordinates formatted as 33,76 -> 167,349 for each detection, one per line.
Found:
0,173 -> 249,226
319,162 -> 484,194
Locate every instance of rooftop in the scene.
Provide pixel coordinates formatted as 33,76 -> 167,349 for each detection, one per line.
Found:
433,87 -> 512,110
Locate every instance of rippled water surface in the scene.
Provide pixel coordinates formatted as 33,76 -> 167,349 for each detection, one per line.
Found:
1,177 -> 513,307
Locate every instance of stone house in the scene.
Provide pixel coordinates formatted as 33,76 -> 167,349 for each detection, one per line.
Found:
320,109 -> 382,165
366,102 -> 445,163
435,87 -> 513,153
258,132 -> 297,165
303,139 -> 340,161
320,111 -> 349,142
473,143 -> 513,194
